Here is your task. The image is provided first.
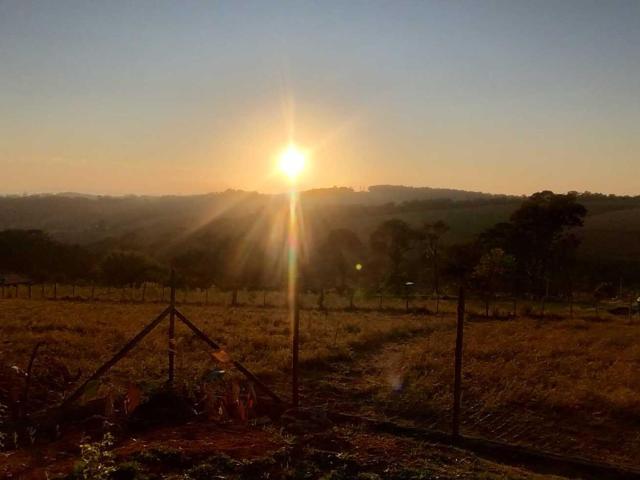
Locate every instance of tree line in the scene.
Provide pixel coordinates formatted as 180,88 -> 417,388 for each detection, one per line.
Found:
0,191 -> 635,306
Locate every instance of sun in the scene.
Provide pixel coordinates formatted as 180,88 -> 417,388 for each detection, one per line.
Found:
278,144 -> 306,181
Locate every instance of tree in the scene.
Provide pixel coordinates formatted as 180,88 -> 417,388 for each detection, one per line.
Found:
100,251 -> 160,289
509,191 -> 586,294
317,228 -> 363,292
553,233 -> 581,317
443,242 -> 482,286
420,221 -> 449,310
172,249 -> 219,291
370,219 -> 418,290
478,191 -> 587,297
472,248 -> 515,318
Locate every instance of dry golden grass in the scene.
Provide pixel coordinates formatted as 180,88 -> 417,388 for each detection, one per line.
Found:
1,297 -> 638,467
344,314 -> 640,467
0,298 -> 433,390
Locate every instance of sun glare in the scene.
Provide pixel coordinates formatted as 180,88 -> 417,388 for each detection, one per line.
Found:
278,144 -> 306,181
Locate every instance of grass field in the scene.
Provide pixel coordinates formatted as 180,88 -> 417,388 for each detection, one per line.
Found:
1,297 -> 639,477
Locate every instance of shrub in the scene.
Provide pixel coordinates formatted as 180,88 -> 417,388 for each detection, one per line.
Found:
73,433 -> 116,480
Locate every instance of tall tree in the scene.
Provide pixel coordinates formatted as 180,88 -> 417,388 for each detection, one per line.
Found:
370,219 -> 418,290
478,191 -> 587,296
510,191 -> 586,293
318,228 -> 363,292
420,220 -> 449,295
472,248 -> 515,317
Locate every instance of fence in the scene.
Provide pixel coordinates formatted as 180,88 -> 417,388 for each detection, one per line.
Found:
2,282 -> 637,321
1,280 -> 638,474
306,289 -> 640,472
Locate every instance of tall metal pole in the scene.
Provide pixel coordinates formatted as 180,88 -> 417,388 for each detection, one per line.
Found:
453,285 -> 465,439
289,189 -> 300,407
168,269 -> 176,387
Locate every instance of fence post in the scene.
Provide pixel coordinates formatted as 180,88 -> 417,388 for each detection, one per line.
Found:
453,286 -> 465,439
168,271 -> 176,387
292,279 -> 300,407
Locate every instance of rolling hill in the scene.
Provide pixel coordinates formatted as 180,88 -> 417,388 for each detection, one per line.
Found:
0,187 -> 638,272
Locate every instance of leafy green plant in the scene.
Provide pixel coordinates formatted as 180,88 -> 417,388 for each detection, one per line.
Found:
74,433 -> 116,480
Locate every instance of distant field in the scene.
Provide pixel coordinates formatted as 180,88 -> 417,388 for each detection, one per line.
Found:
1,297 -> 638,469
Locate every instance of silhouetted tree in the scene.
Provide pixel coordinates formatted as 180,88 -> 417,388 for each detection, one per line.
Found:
172,248 -> 219,291
472,248 -> 515,317
318,228 -> 363,293
443,243 -> 482,286
478,191 -> 587,297
420,220 -> 449,299
370,219 -> 418,291
510,191 -> 586,293
101,251 -> 160,288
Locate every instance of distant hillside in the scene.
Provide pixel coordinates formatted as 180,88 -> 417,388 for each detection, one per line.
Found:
0,186 -> 506,242
0,186 -> 639,270
300,185 -> 515,206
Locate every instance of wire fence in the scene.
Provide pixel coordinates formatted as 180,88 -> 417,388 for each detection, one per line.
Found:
2,282 -> 639,321
1,281 -> 639,471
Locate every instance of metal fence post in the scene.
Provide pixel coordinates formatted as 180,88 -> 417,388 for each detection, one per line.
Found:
453,285 -> 465,439
168,270 -> 176,387
292,278 -> 300,407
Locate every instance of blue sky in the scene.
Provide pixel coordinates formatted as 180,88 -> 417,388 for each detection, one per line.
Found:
1,1 -> 638,195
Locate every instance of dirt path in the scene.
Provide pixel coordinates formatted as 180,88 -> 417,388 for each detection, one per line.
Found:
302,323 -> 439,418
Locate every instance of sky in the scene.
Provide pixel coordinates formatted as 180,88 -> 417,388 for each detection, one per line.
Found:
1,0 -> 639,196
